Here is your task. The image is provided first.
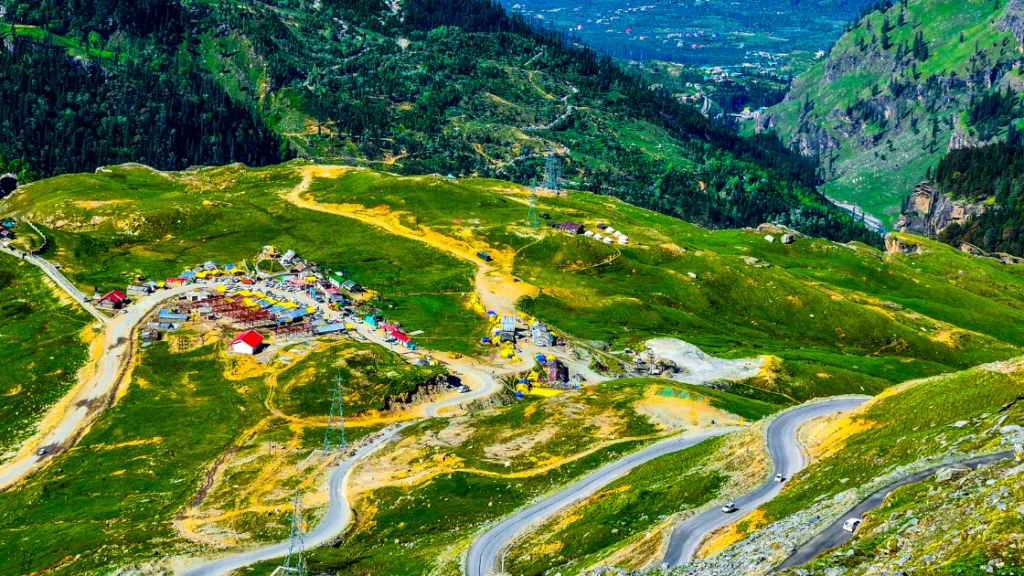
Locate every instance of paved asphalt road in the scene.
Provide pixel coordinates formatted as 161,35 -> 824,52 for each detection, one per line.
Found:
179,426 -> 409,576
465,429 -> 733,576
662,396 -> 871,566
773,450 -> 1015,571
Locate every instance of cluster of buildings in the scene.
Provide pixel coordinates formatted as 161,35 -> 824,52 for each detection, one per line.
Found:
548,220 -> 630,246
0,217 -> 15,242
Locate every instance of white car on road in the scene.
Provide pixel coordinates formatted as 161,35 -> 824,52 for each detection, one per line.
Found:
774,473 -> 784,483
722,502 -> 737,513
843,518 -> 862,532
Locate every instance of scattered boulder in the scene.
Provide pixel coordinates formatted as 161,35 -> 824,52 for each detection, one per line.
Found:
781,233 -> 795,244
687,272 -> 697,279
960,242 -> 987,257
935,466 -> 971,483
764,234 -> 775,243
885,234 -> 928,255
993,253 -> 1024,265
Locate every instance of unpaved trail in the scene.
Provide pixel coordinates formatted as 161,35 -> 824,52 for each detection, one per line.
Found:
286,167 -> 536,316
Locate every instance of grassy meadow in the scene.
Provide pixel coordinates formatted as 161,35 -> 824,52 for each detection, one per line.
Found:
0,256 -> 91,462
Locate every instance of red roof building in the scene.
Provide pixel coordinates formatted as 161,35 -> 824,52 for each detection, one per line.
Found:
231,330 -> 265,355
389,328 -> 411,345
97,289 -> 128,310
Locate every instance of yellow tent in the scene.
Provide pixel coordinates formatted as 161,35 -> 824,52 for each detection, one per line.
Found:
344,323 -> 355,330
156,281 -> 166,289
304,276 -> 317,284
195,271 -> 209,279
214,286 -> 227,293
281,302 -> 298,309
304,306 -> 317,314
235,289 -> 252,297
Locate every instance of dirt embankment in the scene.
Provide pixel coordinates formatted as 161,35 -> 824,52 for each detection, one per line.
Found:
645,338 -> 765,385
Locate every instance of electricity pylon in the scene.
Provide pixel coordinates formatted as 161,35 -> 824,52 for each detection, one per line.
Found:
526,192 -> 540,227
279,490 -> 307,576
322,369 -> 346,455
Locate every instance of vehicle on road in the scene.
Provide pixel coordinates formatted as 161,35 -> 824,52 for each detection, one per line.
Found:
36,448 -> 48,456
843,518 -> 862,532
458,385 -> 471,393
774,473 -> 784,483
722,502 -> 737,513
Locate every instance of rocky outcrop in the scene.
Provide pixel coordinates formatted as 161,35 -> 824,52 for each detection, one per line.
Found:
894,182 -> 985,236
960,242 -> 987,257
885,234 -> 929,255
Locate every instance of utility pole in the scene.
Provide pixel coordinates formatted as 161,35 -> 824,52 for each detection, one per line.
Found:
322,369 -> 346,456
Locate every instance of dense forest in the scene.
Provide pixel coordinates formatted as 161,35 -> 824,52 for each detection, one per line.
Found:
0,0 -> 881,246
935,142 -> 1024,255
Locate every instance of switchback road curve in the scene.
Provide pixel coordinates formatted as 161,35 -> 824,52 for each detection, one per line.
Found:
465,429 -> 733,576
662,396 -> 871,566
773,450 -> 1015,571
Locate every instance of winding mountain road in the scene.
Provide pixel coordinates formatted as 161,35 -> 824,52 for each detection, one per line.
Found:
466,430 -> 733,576
0,248 -> 236,491
662,396 -> 871,566
773,449 -> 1015,571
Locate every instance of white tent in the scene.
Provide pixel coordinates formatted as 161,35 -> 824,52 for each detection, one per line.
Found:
617,237 -> 628,245
584,230 -> 595,237
605,227 -> 616,234
603,237 -> 613,244
594,234 -> 605,241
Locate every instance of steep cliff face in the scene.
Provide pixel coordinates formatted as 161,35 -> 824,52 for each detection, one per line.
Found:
760,0 -> 1024,226
894,181 -> 985,236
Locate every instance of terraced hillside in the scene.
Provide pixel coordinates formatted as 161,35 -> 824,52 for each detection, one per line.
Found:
760,0 -> 1024,227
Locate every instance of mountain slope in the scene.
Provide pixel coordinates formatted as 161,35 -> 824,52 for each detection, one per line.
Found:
760,0 -> 1024,227
0,0 -> 880,245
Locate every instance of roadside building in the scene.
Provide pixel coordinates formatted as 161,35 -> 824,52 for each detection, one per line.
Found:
547,358 -> 569,383
97,289 -> 128,310
340,279 -> 363,293
127,284 -> 152,298
559,221 -> 585,235
230,330 -> 265,355
0,225 -> 13,240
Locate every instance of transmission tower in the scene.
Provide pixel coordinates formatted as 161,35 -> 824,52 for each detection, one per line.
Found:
322,369 -> 346,455
278,490 -> 308,576
526,191 -> 540,227
543,149 -> 562,196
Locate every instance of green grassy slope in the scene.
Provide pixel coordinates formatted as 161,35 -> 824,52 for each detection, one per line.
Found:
307,166 -> 1024,400
0,257 -> 91,463
763,0 -> 1024,226
0,343 -> 264,576
8,162 -> 1024,403
241,377 -> 762,576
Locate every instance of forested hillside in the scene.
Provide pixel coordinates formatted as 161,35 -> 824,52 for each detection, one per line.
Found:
0,0 -> 880,245
933,142 -> 1024,254
760,0 -> 1024,228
